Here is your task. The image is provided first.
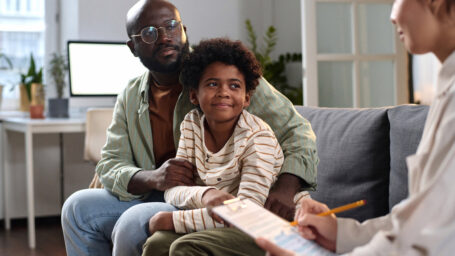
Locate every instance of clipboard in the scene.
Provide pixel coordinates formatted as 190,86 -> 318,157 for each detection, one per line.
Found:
212,198 -> 336,256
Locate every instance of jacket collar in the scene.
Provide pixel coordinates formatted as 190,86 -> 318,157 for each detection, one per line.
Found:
437,51 -> 455,98
139,71 -> 151,104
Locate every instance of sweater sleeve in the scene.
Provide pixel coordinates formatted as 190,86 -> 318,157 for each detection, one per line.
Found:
237,131 -> 283,206
95,86 -> 143,201
172,208 -> 225,233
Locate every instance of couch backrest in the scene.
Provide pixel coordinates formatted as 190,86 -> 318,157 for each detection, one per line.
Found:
387,105 -> 428,210
294,105 -> 428,222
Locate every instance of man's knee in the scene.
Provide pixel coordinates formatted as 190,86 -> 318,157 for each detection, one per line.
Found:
61,189 -> 95,225
142,231 -> 182,256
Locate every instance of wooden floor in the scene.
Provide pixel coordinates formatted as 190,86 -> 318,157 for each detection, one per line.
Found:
0,217 -> 66,256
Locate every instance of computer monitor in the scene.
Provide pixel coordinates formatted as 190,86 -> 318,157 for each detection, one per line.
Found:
67,40 -> 148,112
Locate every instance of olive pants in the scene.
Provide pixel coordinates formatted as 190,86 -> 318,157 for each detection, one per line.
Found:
142,227 -> 265,256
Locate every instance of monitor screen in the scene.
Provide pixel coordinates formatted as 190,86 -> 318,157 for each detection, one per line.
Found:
67,41 -> 148,97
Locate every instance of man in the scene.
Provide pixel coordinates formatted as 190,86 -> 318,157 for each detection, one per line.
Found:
61,0 -> 318,255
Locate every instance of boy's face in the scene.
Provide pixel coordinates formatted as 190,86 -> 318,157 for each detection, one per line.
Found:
190,61 -> 250,125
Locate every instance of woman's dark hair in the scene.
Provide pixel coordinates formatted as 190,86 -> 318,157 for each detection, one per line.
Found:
180,38 -> 262,92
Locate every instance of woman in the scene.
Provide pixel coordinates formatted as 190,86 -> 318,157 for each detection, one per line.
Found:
256,0 -> 455,255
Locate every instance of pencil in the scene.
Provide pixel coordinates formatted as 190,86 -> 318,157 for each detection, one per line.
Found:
290,200 -> 366,226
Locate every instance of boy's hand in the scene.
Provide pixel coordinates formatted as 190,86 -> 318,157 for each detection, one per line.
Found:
202,188 -> 235,207
202,189 -> 235,223
148,212 -> 174,235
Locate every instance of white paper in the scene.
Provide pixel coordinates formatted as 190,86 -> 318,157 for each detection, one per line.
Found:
212,199 -> 336,256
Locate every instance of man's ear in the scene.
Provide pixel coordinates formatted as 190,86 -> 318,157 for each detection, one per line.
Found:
126,40 -> 137,57
244,91 -> 251,108
189,89 -> 199,105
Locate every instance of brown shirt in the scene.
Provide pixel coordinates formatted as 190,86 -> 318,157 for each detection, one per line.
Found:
148,79 -> 182,167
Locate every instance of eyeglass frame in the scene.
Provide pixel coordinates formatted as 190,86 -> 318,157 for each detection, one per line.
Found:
130,20 -> 183,44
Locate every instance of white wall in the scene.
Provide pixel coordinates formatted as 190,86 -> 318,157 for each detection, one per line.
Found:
59,0 -> 302,62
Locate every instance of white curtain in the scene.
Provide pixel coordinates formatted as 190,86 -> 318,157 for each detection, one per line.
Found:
412,53 -> 441,105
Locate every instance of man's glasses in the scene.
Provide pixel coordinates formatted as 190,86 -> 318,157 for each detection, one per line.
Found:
131,20 -> 182,44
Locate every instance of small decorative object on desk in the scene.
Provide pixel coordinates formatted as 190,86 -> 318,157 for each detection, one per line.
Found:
48,52 -> 69,118
19,53 -> 44,118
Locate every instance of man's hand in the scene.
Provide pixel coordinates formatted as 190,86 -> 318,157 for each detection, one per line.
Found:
202,189 -> 235,223
256,237 -> 295,256
265,174 -> 301,221
151,158 -> 197,190
295,198 -> 337,251
148,211 -> 174,235
127,158 -> 196,194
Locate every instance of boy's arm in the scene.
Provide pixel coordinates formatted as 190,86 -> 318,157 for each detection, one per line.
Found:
164,112 -> 214,209
171,207 -> 225,233
164,186 -> 215,209
237,131 -> 283,206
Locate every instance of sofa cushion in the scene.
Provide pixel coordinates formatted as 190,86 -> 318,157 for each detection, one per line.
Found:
295,106 -> 390,222
387,105 -> 428,210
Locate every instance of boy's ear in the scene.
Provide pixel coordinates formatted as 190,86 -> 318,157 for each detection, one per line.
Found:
189,89 -> 199,105
244,92 -> 251,108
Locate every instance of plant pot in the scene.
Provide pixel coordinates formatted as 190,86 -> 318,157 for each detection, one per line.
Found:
19,84 -> 30,111
30,104 -> 44,119
31,83 -> 45,106
48,98 -> 69,118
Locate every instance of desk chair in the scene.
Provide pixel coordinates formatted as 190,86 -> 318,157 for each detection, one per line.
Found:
84,108 -> 114,188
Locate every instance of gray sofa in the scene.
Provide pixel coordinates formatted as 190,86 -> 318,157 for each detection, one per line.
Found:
294,105 -> 429,222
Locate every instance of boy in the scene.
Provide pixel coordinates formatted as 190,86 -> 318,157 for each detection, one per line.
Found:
143,38 -> 308,255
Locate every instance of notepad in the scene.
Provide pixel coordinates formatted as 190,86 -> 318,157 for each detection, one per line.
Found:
212,199 -> 335,256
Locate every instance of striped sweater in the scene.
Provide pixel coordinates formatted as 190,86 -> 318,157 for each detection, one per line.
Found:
165,109 -> 307,233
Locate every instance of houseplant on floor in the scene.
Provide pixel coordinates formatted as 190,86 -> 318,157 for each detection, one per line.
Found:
20,53 -> 45,118
48,53 -> 69,118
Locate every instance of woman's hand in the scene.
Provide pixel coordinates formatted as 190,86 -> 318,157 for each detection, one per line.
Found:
148,211 -> 174,235
295,198 -> 337,252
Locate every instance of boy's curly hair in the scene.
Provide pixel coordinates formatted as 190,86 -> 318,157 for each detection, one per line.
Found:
180,38 -> 262,93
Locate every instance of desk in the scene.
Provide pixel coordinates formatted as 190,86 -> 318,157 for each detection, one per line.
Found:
1,117 -> 85,248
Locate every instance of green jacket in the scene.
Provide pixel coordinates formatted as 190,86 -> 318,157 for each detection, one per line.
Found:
96,72 -> 318,201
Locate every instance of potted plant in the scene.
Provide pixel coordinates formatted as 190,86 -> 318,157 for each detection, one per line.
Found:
20,53 -> 45,118
48,53 -> 69,118
0,52 -> 14,109
245,20 -> 303,105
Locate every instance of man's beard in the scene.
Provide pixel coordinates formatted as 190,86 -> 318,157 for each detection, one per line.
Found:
139,40 -> 190,73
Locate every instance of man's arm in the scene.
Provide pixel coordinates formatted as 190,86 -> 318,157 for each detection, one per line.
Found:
96,79 -> 195,200
247,77 -> 319,219
95,87 -> 144,201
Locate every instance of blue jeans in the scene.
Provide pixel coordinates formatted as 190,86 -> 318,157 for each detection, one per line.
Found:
61,189 -> 177,256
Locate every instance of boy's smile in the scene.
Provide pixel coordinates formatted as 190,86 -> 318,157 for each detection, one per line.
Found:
190,61 -> 251,128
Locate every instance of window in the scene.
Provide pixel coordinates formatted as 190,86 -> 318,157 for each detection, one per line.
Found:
0,0 -> 45,110
301,0 -> 408,107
